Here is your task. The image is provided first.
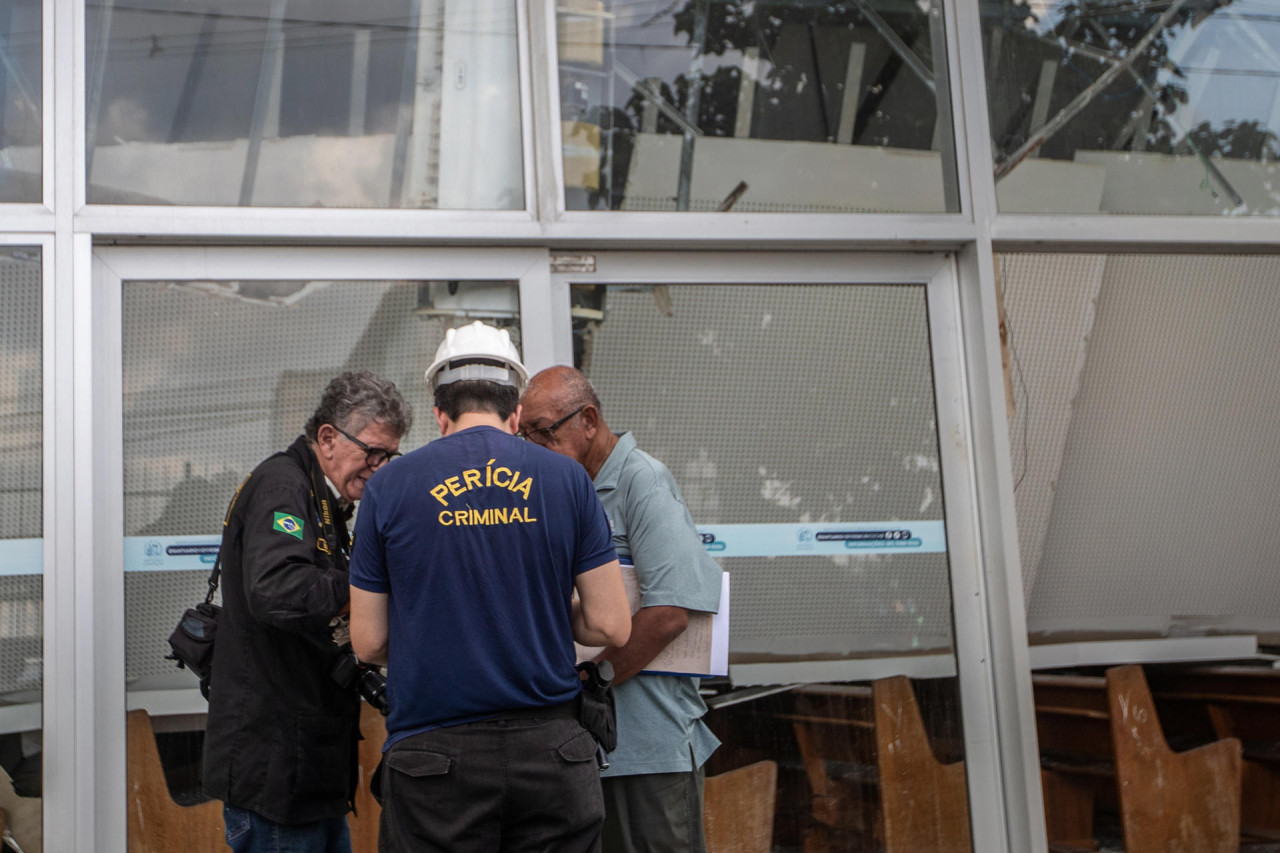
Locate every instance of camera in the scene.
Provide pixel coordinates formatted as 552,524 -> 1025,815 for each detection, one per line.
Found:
575,660 -> 616,770
331,644 -> 389,715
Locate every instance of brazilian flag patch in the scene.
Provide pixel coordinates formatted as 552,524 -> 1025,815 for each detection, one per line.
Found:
273,512 -> 305,539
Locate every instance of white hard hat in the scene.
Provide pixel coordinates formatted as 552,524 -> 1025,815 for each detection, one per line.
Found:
425,321 -> 528,391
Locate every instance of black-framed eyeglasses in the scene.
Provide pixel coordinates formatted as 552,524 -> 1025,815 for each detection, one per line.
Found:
517,406 -> 585,445
334,425 -> 401,468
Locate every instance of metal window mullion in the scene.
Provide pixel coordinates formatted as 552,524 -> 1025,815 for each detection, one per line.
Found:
41,0 -> 55,209
43,225 -> 76,853
927,258 -> 1011,853
86,242 -> 127,853
46,0 -> 91,846
952,237 -> 1046,853
94,245 -> 550,282
992,214 -> 1280,250
944,0 -> 1046,848
943,0 -> 992,223
516,249 -> 556,374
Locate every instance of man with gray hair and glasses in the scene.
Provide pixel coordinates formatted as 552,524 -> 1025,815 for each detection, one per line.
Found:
204,370 -> 413,853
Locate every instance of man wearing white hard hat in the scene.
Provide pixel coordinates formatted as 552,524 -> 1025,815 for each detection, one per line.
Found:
348,321 -> 631,852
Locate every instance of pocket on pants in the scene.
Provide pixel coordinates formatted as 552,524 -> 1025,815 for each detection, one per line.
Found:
223,804 -> 251,844
555,729 -> 599,765
386,748 -> 453,778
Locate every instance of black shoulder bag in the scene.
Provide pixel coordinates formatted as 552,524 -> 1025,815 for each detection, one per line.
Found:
164,557 -> 222,699
163,470 -> 255,699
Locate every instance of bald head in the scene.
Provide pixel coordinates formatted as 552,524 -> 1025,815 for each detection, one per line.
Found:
519,366 -> 616,478
525,366 -> 601,414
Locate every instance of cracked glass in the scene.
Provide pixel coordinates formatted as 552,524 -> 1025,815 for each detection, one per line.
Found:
556,0 -> 960,213
984,0 -> 1280,215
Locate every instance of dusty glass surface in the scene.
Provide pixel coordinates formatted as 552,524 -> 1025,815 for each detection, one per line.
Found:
571,282 -> 970,849
1001,252 -> 1280,638
985,0 -> 1280,215
120,280 -> 518,842
557,0 -> 959,212
0,248 -> 42,850
87,0 -> 524,208
0,0 -> 42,202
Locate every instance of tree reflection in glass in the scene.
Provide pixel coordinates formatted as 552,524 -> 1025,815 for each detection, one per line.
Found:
557,0 -> 959,213
984,0 -> 1280,215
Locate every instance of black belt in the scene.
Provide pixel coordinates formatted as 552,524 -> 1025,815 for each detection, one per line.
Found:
481,698 -> 578,723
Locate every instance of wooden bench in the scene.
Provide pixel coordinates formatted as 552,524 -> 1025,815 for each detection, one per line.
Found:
128,705 -> 386,853
1032,672 -> 1111,850
703,760 -> 778,853
1145,666 -> 1280,843
1107,664 -> 1242,853
1032,665 -> 1248,853
786,683 -> 879,851
787,677 -> 971,853
126,709 -> 227,853
873,675 -> 971,853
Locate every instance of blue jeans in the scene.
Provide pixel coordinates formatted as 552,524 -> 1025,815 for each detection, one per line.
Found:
223,804 -> 352,853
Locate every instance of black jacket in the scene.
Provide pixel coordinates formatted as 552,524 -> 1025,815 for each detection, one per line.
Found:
202,436 -> 360,824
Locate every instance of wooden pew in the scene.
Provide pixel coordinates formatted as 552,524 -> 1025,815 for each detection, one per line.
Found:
1144,666 -> 1280,843
1032,673 -> 1111,850
126,709 -> 227,853
1039,768 -> 1098,853
1107,664 -> 1242,853
786,679 -> 972,853
1031,666 -> 1246,853
703,760 -> 778,853
128,705 -> 386,853
1209,706 -> 1280,844
786,684 -> 879,851
873,675 -> 971,853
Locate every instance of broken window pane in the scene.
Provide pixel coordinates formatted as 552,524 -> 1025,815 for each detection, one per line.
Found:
557,0 -> 959,213
984,0 -> 1280,215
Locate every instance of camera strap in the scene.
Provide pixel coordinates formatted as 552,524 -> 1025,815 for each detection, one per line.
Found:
305,448 -> 350,568
202,553 -> 222,606
200,470 -> 254,605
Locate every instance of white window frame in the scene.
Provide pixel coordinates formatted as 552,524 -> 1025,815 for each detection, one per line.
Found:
67,245 -> 553,853
0,235 -> 57,852
545,249 -> 1026,852
526,0 -> 980,245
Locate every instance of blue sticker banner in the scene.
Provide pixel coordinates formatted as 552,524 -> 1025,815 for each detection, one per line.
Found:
124,535 -> 221,572
0,539 -> 42,576
9,524 -> 947,575
0,536 -> 223,575
694,522 -> 946,557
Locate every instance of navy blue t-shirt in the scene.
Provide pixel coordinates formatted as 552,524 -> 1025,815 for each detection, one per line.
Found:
349,425 -> 617,748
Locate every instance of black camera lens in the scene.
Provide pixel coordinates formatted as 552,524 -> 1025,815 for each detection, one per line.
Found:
357,667 -> 389,715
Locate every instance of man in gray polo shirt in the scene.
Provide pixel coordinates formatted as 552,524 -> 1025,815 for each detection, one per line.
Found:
519,366 -> 723,853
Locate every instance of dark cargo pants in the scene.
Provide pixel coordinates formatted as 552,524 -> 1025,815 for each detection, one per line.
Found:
378,717 -> 604,853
